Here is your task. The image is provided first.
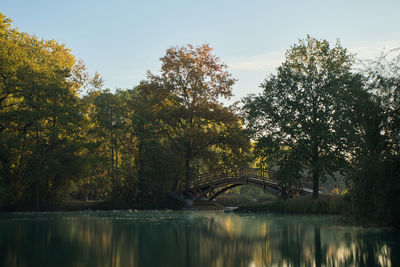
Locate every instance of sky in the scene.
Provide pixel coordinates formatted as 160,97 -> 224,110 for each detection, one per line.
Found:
1,0 -> 400,102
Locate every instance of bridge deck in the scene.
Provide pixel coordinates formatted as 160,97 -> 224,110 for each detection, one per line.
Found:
179,168 -> 314,199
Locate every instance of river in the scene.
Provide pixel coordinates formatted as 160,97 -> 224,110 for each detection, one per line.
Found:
0,211 -> 398,266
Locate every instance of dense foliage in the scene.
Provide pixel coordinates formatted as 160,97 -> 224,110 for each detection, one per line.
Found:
345,50 -> 400,223
0,14 -> 89,207
0,14 -> 248,208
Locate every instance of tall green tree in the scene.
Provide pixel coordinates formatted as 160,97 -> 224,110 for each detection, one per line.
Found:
243,36 -> 362,198
346,49 -> 400,223
363,49 -> 400,155
90,89 -> 128,200
0,13 -> 90,207
129,82 -> 181,200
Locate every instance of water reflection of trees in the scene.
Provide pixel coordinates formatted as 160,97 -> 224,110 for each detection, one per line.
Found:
0,212 -> 398,267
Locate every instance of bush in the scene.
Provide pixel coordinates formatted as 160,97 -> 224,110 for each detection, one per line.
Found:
236,194 -> 350,215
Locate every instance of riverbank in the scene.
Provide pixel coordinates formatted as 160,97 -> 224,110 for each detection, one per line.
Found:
0,200 -> 175,212
234,195 -> 400,228
2,197 -> 398,228
0,193 -> 187,212
1,199 -> 225,212
235,194 -> 350,215
0,194 -> 356,214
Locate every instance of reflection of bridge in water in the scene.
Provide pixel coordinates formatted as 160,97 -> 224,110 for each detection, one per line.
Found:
179,168 -> 314,199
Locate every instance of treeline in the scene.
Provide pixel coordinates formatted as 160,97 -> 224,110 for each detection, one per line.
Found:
0,14 -> 249,208
0,14 -> 399,224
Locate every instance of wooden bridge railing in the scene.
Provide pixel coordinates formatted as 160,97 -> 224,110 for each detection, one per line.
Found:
179,167 -> 314,192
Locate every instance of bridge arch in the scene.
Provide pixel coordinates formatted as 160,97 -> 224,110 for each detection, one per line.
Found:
179,168 -> 311,200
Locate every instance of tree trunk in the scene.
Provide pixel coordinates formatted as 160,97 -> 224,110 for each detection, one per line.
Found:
84,178 -> 89,202
184,141 -> 192,193
281,186 -> 287,200
135,138 -> 145,202
35,180 -> 40,210
312,171 -> 319,199
115,136 -> 118,195
312,145 -> 319,199
35,130 -> 40,209
111,143 -> 114,197
184,157 -> 191,193
311,90 -> 320,199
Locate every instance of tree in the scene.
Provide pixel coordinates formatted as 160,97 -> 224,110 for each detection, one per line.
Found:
346,49 -> 400,223
128,82 -> 180,200
147,44 -> 244,192
243,36 -> 362,198
0,13 -> 90,207
90,89 -> 128,200
253,136 -> 303,198
363,49 -> 400,155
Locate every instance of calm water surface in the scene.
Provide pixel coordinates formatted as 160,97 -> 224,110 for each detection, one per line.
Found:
0,211 -> 399,267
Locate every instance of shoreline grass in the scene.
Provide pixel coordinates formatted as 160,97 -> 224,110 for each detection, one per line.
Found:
235,194 -> 350,215
0,200 -> 168,212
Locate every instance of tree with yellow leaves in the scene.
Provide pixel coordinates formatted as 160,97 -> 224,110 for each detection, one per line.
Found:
148,44 -> 248,192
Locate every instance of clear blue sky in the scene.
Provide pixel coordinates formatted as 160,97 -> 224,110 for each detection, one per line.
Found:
2,0 -> 400,101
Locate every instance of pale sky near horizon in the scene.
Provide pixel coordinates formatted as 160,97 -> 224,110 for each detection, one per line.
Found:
2,0 -> 400,102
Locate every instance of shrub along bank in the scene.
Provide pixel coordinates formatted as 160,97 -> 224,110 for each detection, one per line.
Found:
235,194 -> 350,215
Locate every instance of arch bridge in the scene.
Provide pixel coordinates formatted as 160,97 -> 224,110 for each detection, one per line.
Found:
179,168 -> 314,200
